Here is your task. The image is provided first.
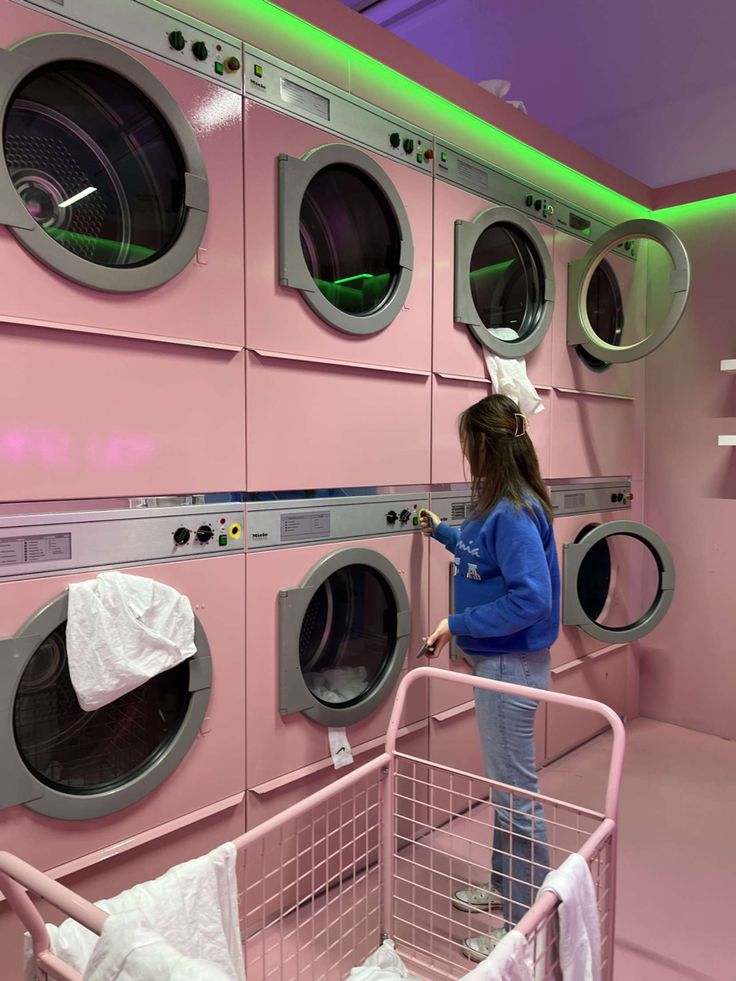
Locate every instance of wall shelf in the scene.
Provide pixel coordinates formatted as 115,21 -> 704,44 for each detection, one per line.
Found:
720,360 -> 736,372
718,436 -> 736,446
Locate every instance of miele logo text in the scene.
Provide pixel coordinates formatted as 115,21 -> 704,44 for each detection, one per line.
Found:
252,532 -> 269,538
250,80 -> 267,91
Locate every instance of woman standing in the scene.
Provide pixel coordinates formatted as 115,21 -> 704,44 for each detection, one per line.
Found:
421,394 -> 560,961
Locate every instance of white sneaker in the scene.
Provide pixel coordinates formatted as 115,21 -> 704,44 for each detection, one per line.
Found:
461,928 -> 508,962
452,883 -> 504,913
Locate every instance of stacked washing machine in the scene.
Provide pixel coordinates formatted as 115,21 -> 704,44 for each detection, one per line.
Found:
239,47 -> 434,831
0,0 -> 247,968
427,141 -> 690,772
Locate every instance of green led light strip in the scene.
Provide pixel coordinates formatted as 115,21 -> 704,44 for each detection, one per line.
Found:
469,259 -> 515,279
653,192 -> 736,221
208,0 -> 733,220
44,226 -> 156,261
234,0 -> 648,218
332,272 -> 375,284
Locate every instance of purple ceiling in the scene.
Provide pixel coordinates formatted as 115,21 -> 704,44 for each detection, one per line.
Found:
338,0 -> 736,186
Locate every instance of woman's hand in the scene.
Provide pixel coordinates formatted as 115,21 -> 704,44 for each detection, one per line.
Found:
422,618 -> 452,658
419,508 -> 440,538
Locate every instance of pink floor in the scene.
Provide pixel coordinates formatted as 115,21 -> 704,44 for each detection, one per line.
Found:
540,718 -> 736,981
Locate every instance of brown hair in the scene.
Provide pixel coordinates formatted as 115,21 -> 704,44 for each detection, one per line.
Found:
458,394 -> 554,522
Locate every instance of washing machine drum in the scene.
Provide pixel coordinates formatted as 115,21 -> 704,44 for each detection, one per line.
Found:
0,594 -> 212,820
280,549 -> 411,726
454,206 -> 555,358
0,35 -> 209,291
279,144 -> 415,336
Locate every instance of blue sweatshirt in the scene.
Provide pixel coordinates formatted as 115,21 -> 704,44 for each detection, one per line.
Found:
434,496 -> 560,654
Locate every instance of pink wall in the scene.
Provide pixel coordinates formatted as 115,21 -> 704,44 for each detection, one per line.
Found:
639,201 -> 736,739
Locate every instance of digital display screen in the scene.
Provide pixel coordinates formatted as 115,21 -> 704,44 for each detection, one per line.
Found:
569,212 -> 591,234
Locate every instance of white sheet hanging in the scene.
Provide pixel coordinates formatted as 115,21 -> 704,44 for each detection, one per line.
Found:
484,328 -> 544,417
66,571 -> 196,711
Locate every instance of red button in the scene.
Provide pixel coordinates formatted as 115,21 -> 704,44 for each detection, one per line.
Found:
424,148 -> 434,160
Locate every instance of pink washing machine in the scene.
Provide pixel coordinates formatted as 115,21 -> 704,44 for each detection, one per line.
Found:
549,208 -> 691,481
425,486 -> 547,778
547,478 -> 675,759
0,0 -> 244,348
431,143 -> 556,484
244,489 -> 430,815
241,47 -> 433,490
0,327 -> 245,502
0,498 -> 246,884
433,142 -> 556,385
552,207 -> 691,397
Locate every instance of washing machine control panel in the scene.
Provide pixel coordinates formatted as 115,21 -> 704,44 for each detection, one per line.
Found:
245,492 -> 429,550
243,45 -> 434,171
550,480 -> 632,516
0,504 -> 244,581
17,0 -> 243,90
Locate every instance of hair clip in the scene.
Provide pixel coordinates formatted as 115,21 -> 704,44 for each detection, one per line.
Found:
513,413 -> 527,437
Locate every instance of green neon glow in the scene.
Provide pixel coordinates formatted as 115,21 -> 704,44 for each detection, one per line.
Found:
44,226 -> 156,262
206,0 -> 735,217
653,193 -> 736,221
218,0 -> 648,218
313,271 -> 391,313
332,272 -> 375,284
469,258 -> 515,279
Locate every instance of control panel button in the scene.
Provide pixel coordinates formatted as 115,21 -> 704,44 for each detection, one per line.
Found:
610,494 -> 618,504
386,510 -> 398,525
168,30 -> 186,52
389,131 -> 401,148
214,62 -> 224,76
254,64 -> 263,77
534,198 -> 542,211
440,151 -> 447,162
423,148 -> 434,161
399,509 -> 412,524
225,56 -> 241,73
229,523 -> 242,539
173,527 -> 190,546
218,534 -> 228,547
544,203 -> 555,217
402,137 -> 414,154
196,524 -> 214,543
191,41 -> 208,61
525,194 -> 534,207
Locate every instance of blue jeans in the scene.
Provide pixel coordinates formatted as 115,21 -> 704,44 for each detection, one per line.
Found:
467,650 -> 551,928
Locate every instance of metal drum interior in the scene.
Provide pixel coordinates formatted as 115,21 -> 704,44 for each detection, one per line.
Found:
3,60 -> 186,268
298,563 -> 398,707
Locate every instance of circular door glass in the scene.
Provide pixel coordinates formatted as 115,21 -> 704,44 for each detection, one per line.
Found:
299,564 -> 397,706
469,223 -> 544,339
576,260 -> 623,371
3,61 -> 187,267
13,623 -> 190,794
576,527 -> 662,631
300,164 -> 401,315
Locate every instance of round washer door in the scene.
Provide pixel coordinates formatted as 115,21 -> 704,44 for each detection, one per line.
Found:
563,520 -> 675,644
567,218 -> 691,364
454,206 -> 555,358
0,592 -> 211,819
0,34 -> 209,292
279,547 -> 410,727
279,144 -> 414,335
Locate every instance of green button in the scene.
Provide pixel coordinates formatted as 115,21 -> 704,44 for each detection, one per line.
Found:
412,516 -> 419,526
219,534 -> 228,546
254,64 -> 263,77
214,62 -> 224,75
441,151 -> 447,162
416,153 -> 422,163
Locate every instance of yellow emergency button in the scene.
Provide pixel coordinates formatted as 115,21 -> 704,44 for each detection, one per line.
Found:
229,523 -> 242,539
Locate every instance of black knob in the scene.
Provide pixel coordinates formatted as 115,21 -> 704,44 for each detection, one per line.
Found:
196,524 -> 214,543
610,494 -> 618,504
173,527 -> 190,546
225,55 -> 241,73
534,198 -> 542,211
389,132 -> 401,148
168,30 -> 186,52
616,493 -> 624,503
191,40 -> 208,61
399,509 -> 412,523
402,138 -> 414,154
386,510 -> 398,525
525,194 -> 534,207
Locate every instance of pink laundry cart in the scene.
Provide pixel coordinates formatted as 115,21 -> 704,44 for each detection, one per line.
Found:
2,667 -> 624,980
